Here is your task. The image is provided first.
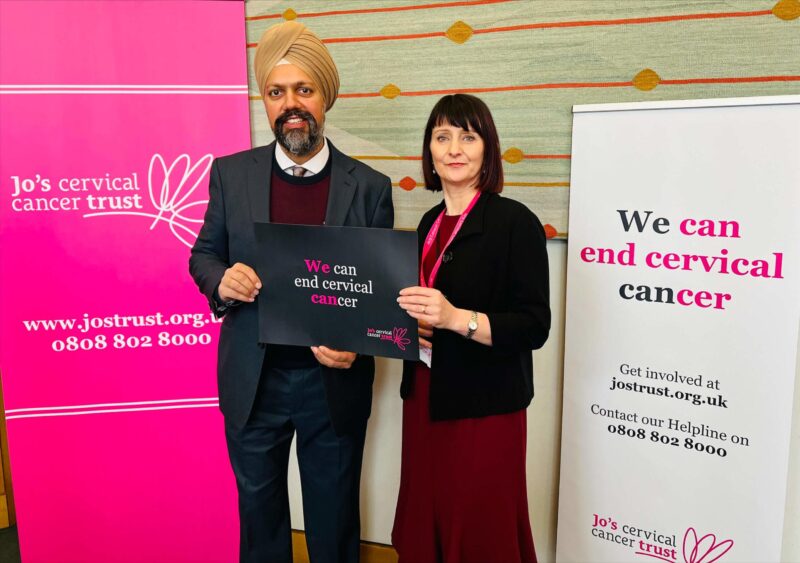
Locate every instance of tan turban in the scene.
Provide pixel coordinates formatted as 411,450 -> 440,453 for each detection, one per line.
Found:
254,21 -> 340,111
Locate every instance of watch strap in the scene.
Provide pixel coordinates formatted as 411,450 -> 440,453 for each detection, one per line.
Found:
465,310 -> 478,339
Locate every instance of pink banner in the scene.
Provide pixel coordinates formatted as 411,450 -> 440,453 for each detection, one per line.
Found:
0,1 -> 250,561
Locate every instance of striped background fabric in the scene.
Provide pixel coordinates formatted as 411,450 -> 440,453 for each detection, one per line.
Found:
244,0 -> 800,238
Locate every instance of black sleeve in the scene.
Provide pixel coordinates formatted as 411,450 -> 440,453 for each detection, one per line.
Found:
189,158 -> 232,317
486,206 -> 551,353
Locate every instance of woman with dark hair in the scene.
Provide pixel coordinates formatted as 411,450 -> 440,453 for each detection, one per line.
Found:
392,94 -> 551,562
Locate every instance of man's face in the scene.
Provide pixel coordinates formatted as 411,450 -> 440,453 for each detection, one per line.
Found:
263,64 -> 326,158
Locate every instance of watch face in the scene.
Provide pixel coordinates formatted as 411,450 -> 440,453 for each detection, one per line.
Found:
468,320 -> 478,330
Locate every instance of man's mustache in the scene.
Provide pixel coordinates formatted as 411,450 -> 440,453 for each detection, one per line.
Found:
275,110 -> 317,129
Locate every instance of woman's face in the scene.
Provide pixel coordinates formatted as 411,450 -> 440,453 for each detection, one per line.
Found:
429,122 -> 484,190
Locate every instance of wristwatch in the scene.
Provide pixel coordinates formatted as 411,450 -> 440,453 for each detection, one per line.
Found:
465,311 -> 478,339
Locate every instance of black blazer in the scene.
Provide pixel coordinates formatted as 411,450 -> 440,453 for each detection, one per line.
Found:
190,141 -> 393,435
401,192 -> 550,420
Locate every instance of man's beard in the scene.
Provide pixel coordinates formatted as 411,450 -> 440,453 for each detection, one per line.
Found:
273,110 -> 323,157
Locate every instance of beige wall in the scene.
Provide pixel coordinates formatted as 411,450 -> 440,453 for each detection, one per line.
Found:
246,0 -> 800,239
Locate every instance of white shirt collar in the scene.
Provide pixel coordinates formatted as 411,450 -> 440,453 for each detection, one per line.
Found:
274,138 -> 330,177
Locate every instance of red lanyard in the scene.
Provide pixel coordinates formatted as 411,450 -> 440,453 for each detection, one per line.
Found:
419,191 -> 481,288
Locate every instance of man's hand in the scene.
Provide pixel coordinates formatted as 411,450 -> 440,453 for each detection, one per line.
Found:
218,263 -> 262,303
311,346 -> 357,369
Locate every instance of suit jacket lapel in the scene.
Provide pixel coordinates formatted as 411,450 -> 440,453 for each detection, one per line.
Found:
325,142 -> 356,226
248,143 -> 273,224
450,191 -> 488,244
419,192 -> 488,251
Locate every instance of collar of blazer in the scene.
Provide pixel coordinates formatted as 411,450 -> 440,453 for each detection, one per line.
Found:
246,139 -> 357,226
418,191 -> 491,252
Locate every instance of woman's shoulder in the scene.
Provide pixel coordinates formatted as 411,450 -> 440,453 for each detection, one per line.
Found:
485,193 -> 543,226
417,200 -> 446,229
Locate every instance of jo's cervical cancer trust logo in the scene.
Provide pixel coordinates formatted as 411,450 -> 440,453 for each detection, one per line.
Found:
591,513 -> 733,563
367,327 -> 411,350
84,153 -> 213,248
680,528 -> 733,563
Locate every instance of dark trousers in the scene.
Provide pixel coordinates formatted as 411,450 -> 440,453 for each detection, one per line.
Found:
225,365 -> 367,563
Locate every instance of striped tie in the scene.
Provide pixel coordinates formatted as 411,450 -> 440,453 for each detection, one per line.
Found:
290,166 -> 307,177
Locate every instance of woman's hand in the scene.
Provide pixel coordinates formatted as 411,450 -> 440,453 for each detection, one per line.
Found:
398,286 -> 458,331
399,286 -> 492,346
418,320 -> 433,349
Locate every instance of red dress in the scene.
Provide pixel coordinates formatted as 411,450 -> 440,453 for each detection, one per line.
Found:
392,214 -> 537,563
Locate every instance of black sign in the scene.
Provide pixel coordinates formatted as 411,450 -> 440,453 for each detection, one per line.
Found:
254,223 -> 419,360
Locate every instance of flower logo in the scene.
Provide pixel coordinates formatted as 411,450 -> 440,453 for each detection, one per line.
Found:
682,527 -> 733,563
392,327 -> 411,350
83,153 -> 213,248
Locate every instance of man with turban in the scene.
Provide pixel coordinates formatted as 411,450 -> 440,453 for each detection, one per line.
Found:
190,21 -> 393,563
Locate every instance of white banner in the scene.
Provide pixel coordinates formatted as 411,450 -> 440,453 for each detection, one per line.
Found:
557,96 -> 800,563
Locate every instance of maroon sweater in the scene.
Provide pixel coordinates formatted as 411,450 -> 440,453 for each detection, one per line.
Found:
265,157 -> 332,368
269,159 -> 331,225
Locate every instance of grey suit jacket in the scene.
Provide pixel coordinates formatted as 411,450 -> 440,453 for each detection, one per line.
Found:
189,140 -> 394,434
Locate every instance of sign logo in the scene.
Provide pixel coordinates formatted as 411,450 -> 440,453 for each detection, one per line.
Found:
367,327 -> 412,350
681,527 -> 733,563
84,153 -> 213,247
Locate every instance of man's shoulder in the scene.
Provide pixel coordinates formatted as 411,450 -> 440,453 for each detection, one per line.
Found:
348,157 -> 391,186
330,145 -> 390,187
214,144 -> 272,169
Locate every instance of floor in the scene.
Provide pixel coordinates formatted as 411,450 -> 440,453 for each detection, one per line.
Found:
0,525 -> 20,563
0,526 -> 397,562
